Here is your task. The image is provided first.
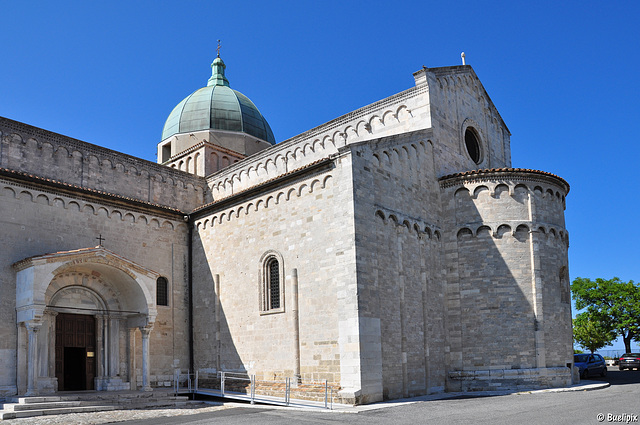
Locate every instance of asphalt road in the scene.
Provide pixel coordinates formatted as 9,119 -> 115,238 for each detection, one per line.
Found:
123,368 -> 640,425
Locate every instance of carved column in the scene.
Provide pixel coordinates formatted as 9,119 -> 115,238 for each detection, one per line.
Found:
109,317 -> 120,377
96,315 -> 104,378
102,315 -> 110,377
127,328 -> 136,390
140,326 -> 152,391
25,321 -> 42,396
47,312 -> 57,380
41,310 -> 58,393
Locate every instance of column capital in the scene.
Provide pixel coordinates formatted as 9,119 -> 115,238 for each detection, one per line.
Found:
139,325 -> 153,336
25,321 -> 43,333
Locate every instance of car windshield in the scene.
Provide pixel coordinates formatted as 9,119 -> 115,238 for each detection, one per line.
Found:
574,354 -> 589,362
621,353 -> 640,358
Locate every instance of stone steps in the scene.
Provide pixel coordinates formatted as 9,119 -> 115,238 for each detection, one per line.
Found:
10,401 -> 88,410
1,404 -> 117,420
0,391 -> 191,420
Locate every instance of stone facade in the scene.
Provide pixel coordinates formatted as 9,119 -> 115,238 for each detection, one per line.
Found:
0,62 -> 572,404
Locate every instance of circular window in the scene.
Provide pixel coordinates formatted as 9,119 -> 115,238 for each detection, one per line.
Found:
464,128 -> 481,164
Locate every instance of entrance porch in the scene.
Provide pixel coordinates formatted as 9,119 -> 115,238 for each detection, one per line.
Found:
12,247 -> 159,396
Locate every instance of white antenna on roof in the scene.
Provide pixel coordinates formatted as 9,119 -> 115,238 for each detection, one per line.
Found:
461,52 -> 466,66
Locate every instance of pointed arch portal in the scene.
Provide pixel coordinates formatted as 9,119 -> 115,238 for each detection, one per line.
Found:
12,247 -> 159,396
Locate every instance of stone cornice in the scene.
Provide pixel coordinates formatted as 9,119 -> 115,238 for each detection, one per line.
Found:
0,167 -> 186,217
438,168 -> 570,193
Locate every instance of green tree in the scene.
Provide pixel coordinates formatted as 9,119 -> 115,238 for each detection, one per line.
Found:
572,312 -> 616,353
571,277 -> 640,353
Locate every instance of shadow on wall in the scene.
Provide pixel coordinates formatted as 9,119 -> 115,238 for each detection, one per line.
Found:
445,181 -> 571,391
190,235 -> 245,382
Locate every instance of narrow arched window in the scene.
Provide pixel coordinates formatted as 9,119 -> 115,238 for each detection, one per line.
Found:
260,253 -> 284,314
157,277 -> 168,306
267,258 -> 280,309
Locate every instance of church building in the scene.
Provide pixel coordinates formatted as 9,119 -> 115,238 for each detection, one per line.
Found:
0,53 -> 573,404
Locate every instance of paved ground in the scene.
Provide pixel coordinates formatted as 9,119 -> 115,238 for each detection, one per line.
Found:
3,368 -> 638,424
0,404 -> 229,425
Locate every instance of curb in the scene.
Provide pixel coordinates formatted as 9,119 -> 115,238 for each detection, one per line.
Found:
214,382 -> 611,414
518,381 -> 610,394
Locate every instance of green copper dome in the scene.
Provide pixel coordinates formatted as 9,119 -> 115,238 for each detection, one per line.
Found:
161,56 -> 276,144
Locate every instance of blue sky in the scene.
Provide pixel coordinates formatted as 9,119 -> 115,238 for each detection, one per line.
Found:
1,1 -> 638,350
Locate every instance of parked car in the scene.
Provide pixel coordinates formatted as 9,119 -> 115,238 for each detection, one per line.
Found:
618,353 -> 640,371
574,353 -> 607,378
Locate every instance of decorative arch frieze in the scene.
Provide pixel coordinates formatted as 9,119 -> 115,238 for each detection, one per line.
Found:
204,82 -> 427,198
0,181 -> 181,230
195,175 -> 333,231
373,207 -> 441,241
369,139 -> 430,172
452,222 -> 568,243
444,179 -> 567,211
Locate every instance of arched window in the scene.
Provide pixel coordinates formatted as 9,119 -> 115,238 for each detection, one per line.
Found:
260,252 -> 284,313
157,277 -> 168,306
267,258 -> 280,309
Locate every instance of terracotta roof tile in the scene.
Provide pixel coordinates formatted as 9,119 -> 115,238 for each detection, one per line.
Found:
439,167 -> 569,191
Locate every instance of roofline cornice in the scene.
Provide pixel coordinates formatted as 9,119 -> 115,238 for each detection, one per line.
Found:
0,167 -> 186,218
439,168 -> 570,193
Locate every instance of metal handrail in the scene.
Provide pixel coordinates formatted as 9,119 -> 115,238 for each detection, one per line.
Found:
174,369 -> 196,394
188,369 -> 335,409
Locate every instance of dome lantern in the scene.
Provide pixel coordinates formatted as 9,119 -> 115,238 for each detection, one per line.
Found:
207,56 -> 229,87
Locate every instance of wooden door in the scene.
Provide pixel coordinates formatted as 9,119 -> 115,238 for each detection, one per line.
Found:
55,313 -> 96,391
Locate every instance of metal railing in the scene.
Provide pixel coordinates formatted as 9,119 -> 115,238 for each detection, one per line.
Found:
174,369 -> 334,409
173,369 -> 195,395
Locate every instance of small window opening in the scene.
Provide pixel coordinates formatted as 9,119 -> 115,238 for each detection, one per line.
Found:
157,277 -> 168,306
464,128 -> 481,164
161,143 -> 172,163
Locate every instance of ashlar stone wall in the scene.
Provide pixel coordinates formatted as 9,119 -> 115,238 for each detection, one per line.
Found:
0,117 -> 208,212
424,66 -> 512,177
349,130 -> 447,401
439,169 -> 572,391
0,176 -> 190,396
192,155 -> 359,396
